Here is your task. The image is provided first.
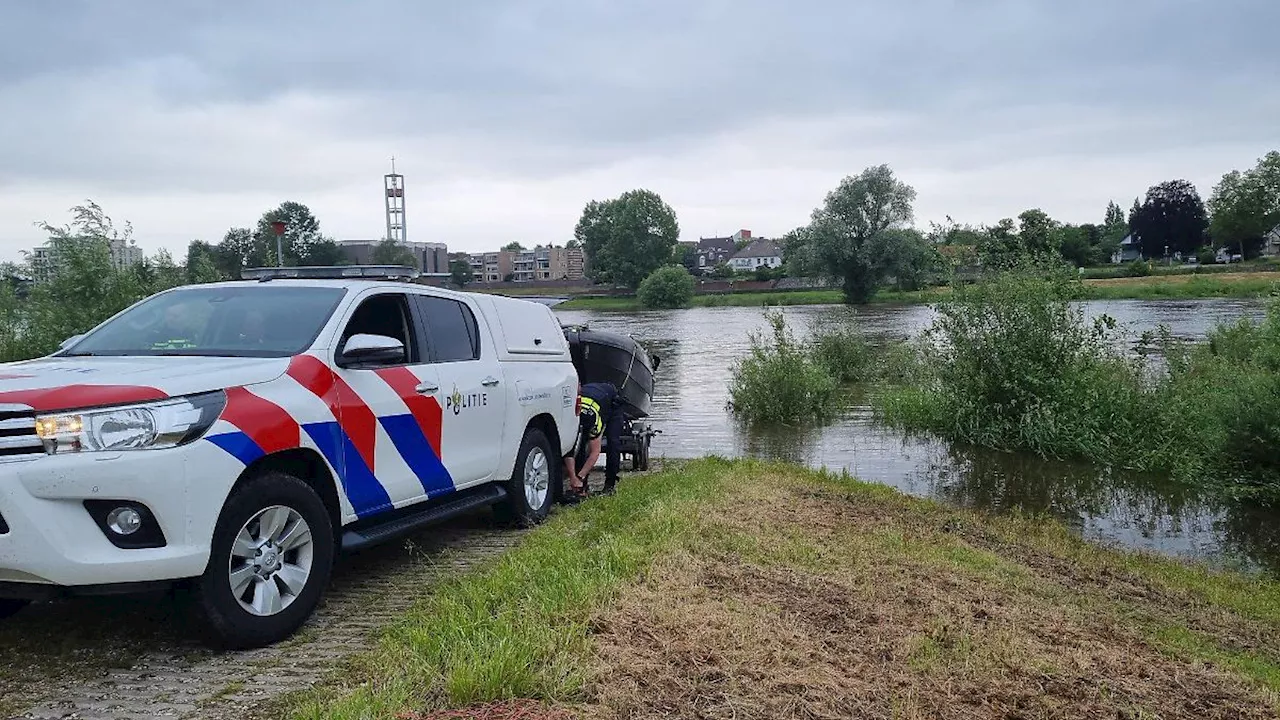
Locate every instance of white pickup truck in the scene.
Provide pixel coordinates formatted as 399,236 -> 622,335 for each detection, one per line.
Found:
0,266 -> 579,648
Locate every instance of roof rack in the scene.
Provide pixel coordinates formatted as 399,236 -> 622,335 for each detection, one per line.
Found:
240,265 -> 421,281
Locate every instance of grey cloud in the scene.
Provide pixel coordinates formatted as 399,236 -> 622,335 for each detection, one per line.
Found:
0,0 -> 1277,191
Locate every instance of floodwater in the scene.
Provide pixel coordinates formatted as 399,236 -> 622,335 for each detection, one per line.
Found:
554,299 -> 1280,575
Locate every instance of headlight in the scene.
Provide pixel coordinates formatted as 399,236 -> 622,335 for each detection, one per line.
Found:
35,391 -> 226,455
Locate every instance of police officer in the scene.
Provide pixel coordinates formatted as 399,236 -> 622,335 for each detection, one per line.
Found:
562,381 -> 624,500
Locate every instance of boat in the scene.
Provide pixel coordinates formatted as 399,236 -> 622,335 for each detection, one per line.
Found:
562,324 -> 660,419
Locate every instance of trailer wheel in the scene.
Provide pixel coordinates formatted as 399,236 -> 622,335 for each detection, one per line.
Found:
637,435 -> 651,471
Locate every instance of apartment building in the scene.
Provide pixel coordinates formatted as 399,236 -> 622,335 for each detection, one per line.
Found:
28,236 -> 144,282
466,246 -> 586,283
467,251 -> 515,283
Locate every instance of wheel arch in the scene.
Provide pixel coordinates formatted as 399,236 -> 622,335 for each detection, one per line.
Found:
524,412 -> 564,486
234,448 -> 343,534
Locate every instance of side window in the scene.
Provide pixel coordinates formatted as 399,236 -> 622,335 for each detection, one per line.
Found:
339,293 -> 417,364
417,295 -> 481,363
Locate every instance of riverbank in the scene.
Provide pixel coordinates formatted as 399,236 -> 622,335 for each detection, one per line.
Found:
553,272 -> 1278,310
285,459 -> 1280,719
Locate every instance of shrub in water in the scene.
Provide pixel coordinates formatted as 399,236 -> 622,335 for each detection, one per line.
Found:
808,310 -> 872,383
879,266 -> 1149,461
637,265 -> 695,309
729,310 -> 838,424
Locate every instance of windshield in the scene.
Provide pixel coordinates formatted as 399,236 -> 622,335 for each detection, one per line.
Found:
62,285 -> 347,358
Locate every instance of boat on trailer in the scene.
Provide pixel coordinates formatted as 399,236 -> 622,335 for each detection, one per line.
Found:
562,324 -> 661,470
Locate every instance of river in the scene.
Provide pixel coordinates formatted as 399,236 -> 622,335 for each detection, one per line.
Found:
554,298 -> 1280,575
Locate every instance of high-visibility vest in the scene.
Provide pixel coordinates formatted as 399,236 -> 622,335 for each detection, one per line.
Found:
579,396 -> 604,437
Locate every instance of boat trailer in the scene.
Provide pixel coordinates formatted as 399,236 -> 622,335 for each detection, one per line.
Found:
611,418 -> 660,472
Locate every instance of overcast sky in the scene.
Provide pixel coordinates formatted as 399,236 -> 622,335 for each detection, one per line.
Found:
1,0 -> 1276,261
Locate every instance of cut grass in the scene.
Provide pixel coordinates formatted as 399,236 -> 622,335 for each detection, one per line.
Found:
287,458 -> 733,719
289,459 -> 1280,719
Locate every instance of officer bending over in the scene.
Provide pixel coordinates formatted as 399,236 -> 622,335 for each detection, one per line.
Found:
562,382 -> 624,501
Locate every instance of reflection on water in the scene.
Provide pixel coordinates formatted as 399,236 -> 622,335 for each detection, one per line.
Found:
555,299 -> 1280,575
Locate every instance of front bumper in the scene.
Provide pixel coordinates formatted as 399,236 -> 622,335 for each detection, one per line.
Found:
0,442 -> 242,588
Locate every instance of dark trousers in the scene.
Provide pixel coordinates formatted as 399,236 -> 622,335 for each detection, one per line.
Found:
576,413 -> 623,487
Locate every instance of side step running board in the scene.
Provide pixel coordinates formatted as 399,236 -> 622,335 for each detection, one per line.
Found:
340,484 -> 508,553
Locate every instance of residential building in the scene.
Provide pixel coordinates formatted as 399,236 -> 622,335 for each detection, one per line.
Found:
729,238 -> 783,271
467,251 -> 515,283
28,236 -> 144,282
696,230 -> 744,273
512,246 -> 586,281
460,245 -> 587,283
1261,224 -> 1280,258
337,239 -> 449,273
512,250 -> 535,282
566,246 -> 586,279
1111,234 -> 1142,264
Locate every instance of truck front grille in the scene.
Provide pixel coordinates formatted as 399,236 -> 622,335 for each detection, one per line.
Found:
0,405 -> 41,458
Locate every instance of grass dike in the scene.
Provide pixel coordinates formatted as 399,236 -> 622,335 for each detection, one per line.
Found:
287,459 -> 1280,719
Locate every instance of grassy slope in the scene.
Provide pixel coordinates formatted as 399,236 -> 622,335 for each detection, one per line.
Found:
287,459 -> 1280,719
555,273 -> 1279,311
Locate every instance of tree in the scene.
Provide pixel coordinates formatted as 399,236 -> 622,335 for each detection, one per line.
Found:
1130,180 -> 1208,259
371,238 -> 418,267
19,202 -> 156,356
1056,224 -> 1095,267
804,164 -> 916,303
1104,201 -> 1125,229
502,241 -> 525,252
637,265 -> 695,309
1017,209 -> 1059,256
779,227 -> 817,277
1098,202 -> 1129,262
217,201 -> 342,270
1208,151 -> 1280,259
574,189 -> 680,289
869,228 -> 942,291
672,243 -> 698,271
449,258 -> 474,287
565,238 -> 581,249
977,218 -> 1024,270
185,240 -> 224,283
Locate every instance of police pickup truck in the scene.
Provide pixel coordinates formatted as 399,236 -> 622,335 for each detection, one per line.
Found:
0,266 -> 579,648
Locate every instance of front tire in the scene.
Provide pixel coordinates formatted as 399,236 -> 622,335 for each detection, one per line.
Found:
496,427 -> 557,527
193,471 -> 335,650
0,598 -> 29,620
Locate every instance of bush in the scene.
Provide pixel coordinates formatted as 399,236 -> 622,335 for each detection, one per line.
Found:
729,311 -> 839,424
1196,246 -> 1217,265
875,266 -> 1280,495
637,265 -> 695,309
808,311 -> 872,383
1121,260 -> 1153,277
877,268 -> 1149,461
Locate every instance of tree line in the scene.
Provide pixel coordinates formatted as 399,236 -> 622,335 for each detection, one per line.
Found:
574,149 -> 1278,305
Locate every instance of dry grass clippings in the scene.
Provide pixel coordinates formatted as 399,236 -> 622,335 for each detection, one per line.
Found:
583,475 -> 1280,719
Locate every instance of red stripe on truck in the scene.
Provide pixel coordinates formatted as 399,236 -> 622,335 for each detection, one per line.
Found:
0,385 -> 169,412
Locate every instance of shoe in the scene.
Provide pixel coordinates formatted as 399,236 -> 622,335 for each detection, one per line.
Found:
601,484 -> 617,496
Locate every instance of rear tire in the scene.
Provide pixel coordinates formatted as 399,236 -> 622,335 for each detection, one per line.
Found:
0,598 -> 29,620
193,471 -> 335,650
495,427 -> 557,527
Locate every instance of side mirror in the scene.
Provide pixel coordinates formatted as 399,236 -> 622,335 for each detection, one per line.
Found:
59,334 -> 84,351
338,333 -> 405,366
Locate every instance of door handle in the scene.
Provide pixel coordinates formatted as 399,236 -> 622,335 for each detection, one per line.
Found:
481,376 -> 500,387
415,382 -> 439,395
